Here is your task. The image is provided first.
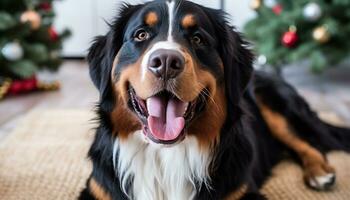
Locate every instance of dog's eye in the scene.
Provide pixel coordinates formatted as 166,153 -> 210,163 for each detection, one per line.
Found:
134,29 -> 149,42
191,33 -> 204,45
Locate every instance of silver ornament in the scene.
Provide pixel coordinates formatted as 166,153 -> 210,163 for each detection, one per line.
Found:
264,0 -> 277,8
1,42 -> 24,61
257,55 -> 267,65
303,2 -> 322,22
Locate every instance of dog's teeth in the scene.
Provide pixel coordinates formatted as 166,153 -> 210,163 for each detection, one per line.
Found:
183,103 -> 189,115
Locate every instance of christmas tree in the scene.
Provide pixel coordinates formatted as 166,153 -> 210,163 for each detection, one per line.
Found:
0,0 -> 70,98
244,0 -> 350,72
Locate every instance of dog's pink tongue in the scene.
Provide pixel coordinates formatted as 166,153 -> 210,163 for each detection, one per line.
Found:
146,96 -> 187,141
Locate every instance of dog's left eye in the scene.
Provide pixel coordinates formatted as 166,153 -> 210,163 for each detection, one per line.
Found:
191,33 -> 204,46
134,29 -> 149,42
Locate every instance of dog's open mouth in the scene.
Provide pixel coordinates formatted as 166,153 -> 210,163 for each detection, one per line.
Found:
128,87 -> 207,144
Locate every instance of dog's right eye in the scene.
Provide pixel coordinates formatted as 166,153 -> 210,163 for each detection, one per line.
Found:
134,29 -> 149,42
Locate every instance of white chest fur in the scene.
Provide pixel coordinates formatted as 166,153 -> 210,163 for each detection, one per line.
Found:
113,131 -> 212,200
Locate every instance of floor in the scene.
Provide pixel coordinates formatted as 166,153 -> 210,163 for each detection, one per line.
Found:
0,61 -> 349,139
0,61 -> 98,139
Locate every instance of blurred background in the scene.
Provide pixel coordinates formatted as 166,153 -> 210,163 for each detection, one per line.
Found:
0,0 -> 349,138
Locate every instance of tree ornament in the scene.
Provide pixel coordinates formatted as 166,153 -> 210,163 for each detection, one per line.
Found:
257,55 -> 267,65
272,4 -> 283,15
265,0 -> 277,8
313,26 -> 330,43
282,26 -> 298,48
22,76 -> 37,92
250,0 -> 262,10
20,10 -> 41,30
1,42 -> 24,61
48,27 -> 59,41
0,78 -> 12,100
8,80 -> 23,95
303,2 -> 322,22
7,76 -> 38,95
38,2 -> 52,11
37,81 -> 60,91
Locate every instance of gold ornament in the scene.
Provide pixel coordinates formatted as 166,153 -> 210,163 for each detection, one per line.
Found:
0,79 -> 12,100
251,0 -> 262,10
313,26 -> 330,43
20,10 -> 41,30
37,81 -> 61,91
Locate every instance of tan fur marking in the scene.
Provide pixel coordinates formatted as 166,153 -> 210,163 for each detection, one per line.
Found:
256,98 -> 335,178
111,54 -> 120,81
110,93 -> 141,140
109,41 -> 225,147
110,56 -> 143,139
89,178 -> 112,200
225,185 -> 248,200
182,14 -> 196,28
188,84 -> 226,148
145,12 -> 158,26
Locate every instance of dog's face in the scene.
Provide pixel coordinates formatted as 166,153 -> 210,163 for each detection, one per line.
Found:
89,0 -> 253,146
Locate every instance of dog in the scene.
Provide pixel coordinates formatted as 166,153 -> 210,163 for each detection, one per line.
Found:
79,0 -> 350,199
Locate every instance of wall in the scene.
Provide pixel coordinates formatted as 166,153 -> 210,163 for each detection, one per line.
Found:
225,1 -> 255,30
54,0 -> 254,57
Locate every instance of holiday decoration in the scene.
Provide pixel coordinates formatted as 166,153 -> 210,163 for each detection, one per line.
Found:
37,81 -> 60,91
272,4 -> 283,15
244,0 -> 350,72
0,76 -> 60,100
48,27 -> 59,41
38,2 -> 52,11
303,2 -> 322,22
22,76 -> 37,92
1,42 -> 24,61
250,0 -> 262,10
0,78 -> 12,99
257,55 -> 267,66
0,0 -> 70,83
264,0 -> 277,8
313,26 -> 330,43
20,10 -> 41,30
282,27 -> 298,48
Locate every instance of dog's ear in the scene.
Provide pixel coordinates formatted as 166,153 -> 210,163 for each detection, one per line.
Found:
87,4 -> 141,106
203,8 -> 254,117
88,35 -> 109,96
220,29 -> 254,105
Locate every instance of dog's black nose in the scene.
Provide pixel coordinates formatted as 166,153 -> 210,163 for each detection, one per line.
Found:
148,49 -> 185,79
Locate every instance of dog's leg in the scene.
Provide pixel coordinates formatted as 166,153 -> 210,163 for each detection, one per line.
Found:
225,187 -> 266,200
224,185 -> 248,200
257,100 -> 336,190
78,177 -> 112,200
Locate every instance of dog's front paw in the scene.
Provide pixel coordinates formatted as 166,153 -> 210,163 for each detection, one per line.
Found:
304,162 -> 336,190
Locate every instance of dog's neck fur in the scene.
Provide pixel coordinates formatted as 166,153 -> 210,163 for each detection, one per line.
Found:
113,131 -> 213,200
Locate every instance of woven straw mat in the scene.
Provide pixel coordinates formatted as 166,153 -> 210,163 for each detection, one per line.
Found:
0,109 -> 349,200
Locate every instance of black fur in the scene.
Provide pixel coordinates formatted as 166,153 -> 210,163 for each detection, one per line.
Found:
80,1 -> 350,199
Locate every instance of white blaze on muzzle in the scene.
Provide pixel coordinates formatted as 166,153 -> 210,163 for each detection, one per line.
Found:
141,0 -> 183,81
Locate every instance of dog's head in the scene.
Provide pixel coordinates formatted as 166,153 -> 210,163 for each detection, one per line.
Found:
89,0 -> 253,146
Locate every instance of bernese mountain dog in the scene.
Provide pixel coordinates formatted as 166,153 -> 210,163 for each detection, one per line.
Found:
79,0 -> 350,199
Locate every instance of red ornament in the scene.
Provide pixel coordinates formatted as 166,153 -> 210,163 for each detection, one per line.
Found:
48,27 -> 59,41
272,4 -> 283,15
8,76 -> 38,95
23,76 -> 38,91
282,30 -> 298,48
8,81 -> 23,94
39,2 -> 52,11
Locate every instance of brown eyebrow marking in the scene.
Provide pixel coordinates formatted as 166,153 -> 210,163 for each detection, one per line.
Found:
182,14 -> 196,28
145,11 -> 158,26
